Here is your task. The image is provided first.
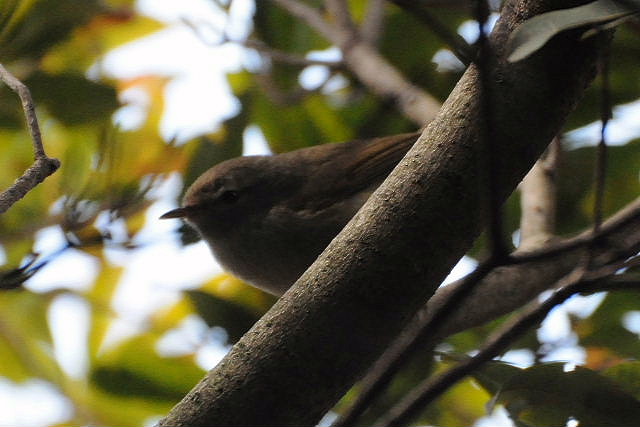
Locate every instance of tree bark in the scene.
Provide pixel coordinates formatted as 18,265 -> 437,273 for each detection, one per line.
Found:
427,196 -> 640,342
158,0 -> 607,425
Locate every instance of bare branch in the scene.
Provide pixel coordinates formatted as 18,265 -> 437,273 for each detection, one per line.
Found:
519,137 -> 561,250
182,17 -> 343,69
338,195 -> 640,426
377,250 -> 640,425
245,39 -> 343,68
428,195 -> 640,341
333,258 -> 498,427
325,0 -> 357,34
594,39 -> 612,232
343,44 -> 442,124
0,63 -> 60,214
377,259 -> 630,426
361,0 -> 387,45
271,0 -> 441,125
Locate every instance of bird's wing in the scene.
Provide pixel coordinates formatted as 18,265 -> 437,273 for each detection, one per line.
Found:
300,131 -> 421,212
345,132 -> 420,189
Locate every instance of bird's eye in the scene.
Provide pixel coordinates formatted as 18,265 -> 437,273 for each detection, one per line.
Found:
201,183 -> 216,194
220,190 -> 239,204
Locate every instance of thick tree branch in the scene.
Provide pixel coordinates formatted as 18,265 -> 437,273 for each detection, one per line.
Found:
157,0 -> 607,425
0,63 -> 60,214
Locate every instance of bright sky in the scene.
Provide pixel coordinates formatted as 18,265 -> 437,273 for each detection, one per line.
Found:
3,1 -> 640,426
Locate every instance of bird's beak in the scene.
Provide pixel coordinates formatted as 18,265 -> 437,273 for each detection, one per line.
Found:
160,203 -> 209,220
160,206 -> 194,219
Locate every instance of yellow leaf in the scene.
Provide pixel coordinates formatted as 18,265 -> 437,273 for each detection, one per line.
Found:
200,273 -> 276,314
42,13 -> 165,73
0,290 -> 63,382
150,298 -> 194,334
86,262 -> 124,358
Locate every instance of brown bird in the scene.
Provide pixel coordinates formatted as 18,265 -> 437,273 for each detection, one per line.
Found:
161,131 -> 420,296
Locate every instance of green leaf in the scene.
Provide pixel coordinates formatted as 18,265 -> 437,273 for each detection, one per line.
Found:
603,361 -> 640,399
253,1 -> 328,55
250,87 -> 326,152
556,139 -> 640,234
495,363 -> 640,427
472,360 -> 524,396
42,15 -> 165,73
91,335 -> 205,401
86,263 -> 124,360
303,94 -> 353,143
0,290 -> 62,382
182,118 -> 246,191
576,291 -> 640,357
0,0 -> 104,62
507,0 -> 640,62
26,71 -> 119,125
186,289 -> 261,343
379,7 -> 466,99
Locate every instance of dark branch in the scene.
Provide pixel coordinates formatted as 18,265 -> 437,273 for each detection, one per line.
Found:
0,63 -> 60,214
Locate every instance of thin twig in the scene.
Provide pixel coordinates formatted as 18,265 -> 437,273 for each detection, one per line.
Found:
510,198 -> 640,264
377,259 -> 633,426
390,0 -> 475,65
182,18 -> 343,68
424,195 -> 640,344
256,67 -> 342,105
473,0 -> 508,258
334,194 -> 640,426
594,39 -> 611,232
0,63 -> 60,214
335,201 -> 640,425
332,258 -> 498,427
246,39 -> 343,68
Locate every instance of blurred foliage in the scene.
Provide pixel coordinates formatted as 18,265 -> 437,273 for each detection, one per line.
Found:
0,0 -> 638,426
475,361 -> 640,426
505,0 -> 639,62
